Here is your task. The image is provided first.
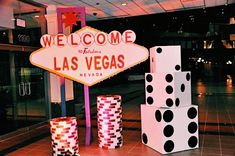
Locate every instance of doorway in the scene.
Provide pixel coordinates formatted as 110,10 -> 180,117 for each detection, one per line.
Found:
0,51 -> 47,135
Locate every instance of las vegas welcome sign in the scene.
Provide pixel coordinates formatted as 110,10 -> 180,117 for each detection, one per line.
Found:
30,26 -> 149,86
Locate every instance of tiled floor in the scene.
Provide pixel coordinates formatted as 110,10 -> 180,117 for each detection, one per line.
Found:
3,81 -> 235,155
80,82 -> 235,135
6,127 -> 235,156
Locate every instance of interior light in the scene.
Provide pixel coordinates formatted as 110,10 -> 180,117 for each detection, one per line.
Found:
35,15 -> 39,18
121,3 -> 127,6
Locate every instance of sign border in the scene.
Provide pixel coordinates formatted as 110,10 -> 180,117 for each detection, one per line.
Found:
30,26 -> 149,86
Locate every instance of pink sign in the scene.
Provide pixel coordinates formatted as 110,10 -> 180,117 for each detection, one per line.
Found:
30,26 -> 149,86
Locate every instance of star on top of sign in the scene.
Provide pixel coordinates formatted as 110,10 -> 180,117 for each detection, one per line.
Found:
62,12 -> 80,29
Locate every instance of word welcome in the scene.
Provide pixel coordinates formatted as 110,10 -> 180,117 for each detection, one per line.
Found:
40,30 -> 136,47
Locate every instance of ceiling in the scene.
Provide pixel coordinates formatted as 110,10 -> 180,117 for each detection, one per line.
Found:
32,0 -> 235,21
14,1 -> 41,14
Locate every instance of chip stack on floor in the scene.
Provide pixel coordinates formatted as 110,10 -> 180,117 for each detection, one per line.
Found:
50,117 -> 79,156
141,46 -> 199,154
97,95 -> 123,149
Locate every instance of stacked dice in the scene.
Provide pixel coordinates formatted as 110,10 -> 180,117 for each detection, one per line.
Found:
141,46 -> 199,154
97,95 -> 123,149
50,117 -> 79,156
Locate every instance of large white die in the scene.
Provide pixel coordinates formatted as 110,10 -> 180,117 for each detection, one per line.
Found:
150,46 -> 181,73
145,72 -> 191,108
141,104 -> 199,154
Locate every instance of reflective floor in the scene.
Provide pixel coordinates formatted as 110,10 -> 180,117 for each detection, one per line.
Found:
6,127 -> 235,156
3,80 -> 235,155
77,80 -> 235,135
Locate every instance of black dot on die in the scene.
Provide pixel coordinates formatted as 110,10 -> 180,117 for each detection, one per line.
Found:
188,122 -> 198,134
181,84 -> 185,92
146,85 -> 153,93
175,98 -> 180,107
164,140 -> 174,153
166,86 -> 173,94
188,136 -> 198,148
186,73 -> 191,81
146,74 -> 153,82
165,74 -> 173,83
156,47 -> 162,53
147,97 -> 154,105
163,125 -> 174,137
175,65 -> 181,71
155,110 -> 162,122
187,107 -> 198,119
163,110 -> 174,122
166,98 -> 174,107
142,133 -> 148,144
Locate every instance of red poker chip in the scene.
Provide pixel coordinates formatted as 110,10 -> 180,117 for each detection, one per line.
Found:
97,120 -> 122,123
98,118 -> 121,122
98,115 -> 122,119
97,118 -> 121,122
99,141 -> 123,145
97,108 -> 122,112
97,96 -> 122,101
98,135 -> 122,139
97,113 -> 122,117
98,128 -> 122,133
98,137 -> 122,140
98,134 -> 122,138
97,95 -> 121,99
97,109 -> 122,112
98,124 -> 122,128
98,141 -> 123,146
98,123 -> 123,127
98,127 -> 122,131
98,101 -> 121,103
98,132 -> 115,136
97,116 -> 122,121
98,136 -> 122,140
97,116 -> 122,120
97,106 -> 121,109
97,111 -> 122,115
98,120 -> 122,124
97,122 -> 122,126
97,100 -> 121,103
98,122 -> 123,125
98,102 -> 121,106
98,127 -> 122,132
98,131 -> 122,135
97,106 -> 121,110
98,141 -> 122,145
97,110 -> 122,113
98,138 -> 122,142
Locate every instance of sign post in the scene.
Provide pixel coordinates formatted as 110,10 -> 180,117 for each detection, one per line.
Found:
56,8 -> 87,118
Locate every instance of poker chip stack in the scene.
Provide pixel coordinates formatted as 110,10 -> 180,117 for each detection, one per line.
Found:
50,117 -> 79,156
97,95 -> 123,149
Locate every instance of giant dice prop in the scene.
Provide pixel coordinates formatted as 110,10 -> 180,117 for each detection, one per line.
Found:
145,72 -> 192,107
141,105 -> 199,154
141,45 -> 199,154
150,46 -> 181,73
